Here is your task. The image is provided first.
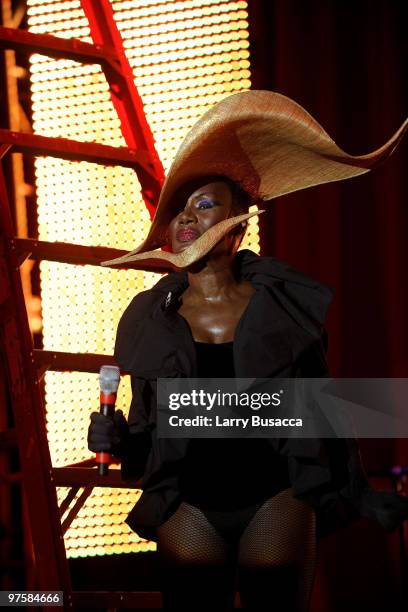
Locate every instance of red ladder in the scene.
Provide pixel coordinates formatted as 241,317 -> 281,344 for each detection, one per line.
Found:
0,0 -> 166,608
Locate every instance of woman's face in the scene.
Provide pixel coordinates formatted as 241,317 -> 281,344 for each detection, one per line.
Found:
168,180 -> 239,255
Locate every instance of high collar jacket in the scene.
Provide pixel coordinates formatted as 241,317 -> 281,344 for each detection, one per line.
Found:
114,249 -> 367,542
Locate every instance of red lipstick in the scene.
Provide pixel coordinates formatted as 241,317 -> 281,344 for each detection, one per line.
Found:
176,228 -> 200,242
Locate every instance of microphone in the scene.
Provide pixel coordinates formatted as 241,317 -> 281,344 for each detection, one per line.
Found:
97,365 -> 121,475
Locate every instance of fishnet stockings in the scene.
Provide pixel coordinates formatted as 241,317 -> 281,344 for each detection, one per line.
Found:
156,487 -> 317,612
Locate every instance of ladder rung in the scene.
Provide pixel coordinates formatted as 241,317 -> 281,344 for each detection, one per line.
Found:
11,236 -> 174,274
53,467 -> 140,489
11,237 -> 128,267
33,349 -> 118,373
0,129 -> 155,175
0,26 -> 118,69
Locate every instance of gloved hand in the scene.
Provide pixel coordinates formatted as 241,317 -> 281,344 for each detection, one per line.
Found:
87,409 -> 130,459
356,487 -> 408,532
334,436 -> 408,533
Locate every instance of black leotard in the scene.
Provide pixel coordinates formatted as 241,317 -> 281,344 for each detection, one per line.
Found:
178,340 -> 291,510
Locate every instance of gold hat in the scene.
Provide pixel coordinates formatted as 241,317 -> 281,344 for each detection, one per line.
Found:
101,90 -> 407,272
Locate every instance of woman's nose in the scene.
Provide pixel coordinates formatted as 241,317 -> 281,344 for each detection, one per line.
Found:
177,206 -> 197,225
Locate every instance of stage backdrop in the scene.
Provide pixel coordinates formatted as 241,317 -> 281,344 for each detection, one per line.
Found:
248,1 -> 407,611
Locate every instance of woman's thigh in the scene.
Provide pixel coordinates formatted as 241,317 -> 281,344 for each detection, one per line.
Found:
237,487 -> 317,612
156,501 -> 237,612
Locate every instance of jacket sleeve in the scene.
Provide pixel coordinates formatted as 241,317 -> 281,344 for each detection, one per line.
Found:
120,374 -> 153,483
113,291 -> 156,482
293,329 -> 408,537
308,331 -> 370,485
299,329 -> 369,497
267,328 -> 365,539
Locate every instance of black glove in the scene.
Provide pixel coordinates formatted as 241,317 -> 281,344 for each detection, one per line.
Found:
338,437 -> 408,532
350,486 -> 408,532
87,409 -> 130,459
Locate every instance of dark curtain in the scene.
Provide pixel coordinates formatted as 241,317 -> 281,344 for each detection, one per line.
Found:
248,1 -> 407,611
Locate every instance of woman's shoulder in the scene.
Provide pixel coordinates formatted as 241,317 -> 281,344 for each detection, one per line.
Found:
118,287 -> 157,329
114,272 -> 186,367
121,271 -> 186,317
118,272 -> 184,335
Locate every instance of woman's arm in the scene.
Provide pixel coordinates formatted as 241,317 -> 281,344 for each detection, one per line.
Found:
298,331 -> 370,490
297,331 -> 408,535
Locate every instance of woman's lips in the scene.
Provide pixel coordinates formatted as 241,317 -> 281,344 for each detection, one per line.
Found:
176,228 -> 200,242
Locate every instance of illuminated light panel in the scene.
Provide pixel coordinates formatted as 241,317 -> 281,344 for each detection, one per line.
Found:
27,0 -> 257,558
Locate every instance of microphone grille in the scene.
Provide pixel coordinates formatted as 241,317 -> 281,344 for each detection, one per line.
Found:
99,365 -> 121,393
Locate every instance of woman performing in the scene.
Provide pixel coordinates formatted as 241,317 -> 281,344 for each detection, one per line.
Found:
88,91 -> 408,611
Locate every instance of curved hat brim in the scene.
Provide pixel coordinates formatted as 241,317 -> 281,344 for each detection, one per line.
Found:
102,90 -> 407,271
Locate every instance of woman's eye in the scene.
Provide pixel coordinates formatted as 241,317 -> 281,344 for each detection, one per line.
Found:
197,199 -> 214,209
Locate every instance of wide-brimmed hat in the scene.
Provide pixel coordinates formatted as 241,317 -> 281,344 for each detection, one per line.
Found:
101,90 -> 407,272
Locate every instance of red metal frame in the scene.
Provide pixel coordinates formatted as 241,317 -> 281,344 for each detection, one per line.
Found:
0,128 -> 155,174
80,0 -> 165,215
0,9 -> 165,216
0,164 -> 71,592
11,236 -> 174,274
0,25 -> 118,66
0,1 -> 169,607
11,237 -> 129,267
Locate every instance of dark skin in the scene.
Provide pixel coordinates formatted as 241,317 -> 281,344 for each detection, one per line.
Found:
168,180 -> 256,343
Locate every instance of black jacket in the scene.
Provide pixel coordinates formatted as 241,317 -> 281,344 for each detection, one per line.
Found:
114,249 -> 368,541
